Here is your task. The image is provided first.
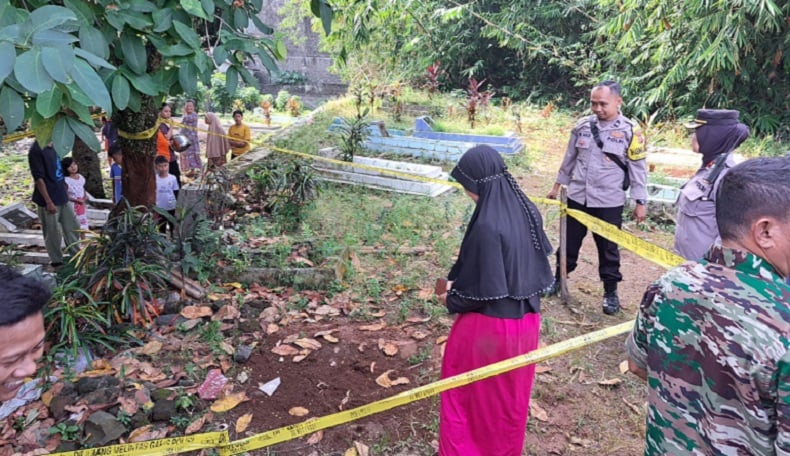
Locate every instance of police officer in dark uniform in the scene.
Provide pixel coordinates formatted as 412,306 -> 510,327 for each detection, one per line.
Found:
546,80 -> 648,315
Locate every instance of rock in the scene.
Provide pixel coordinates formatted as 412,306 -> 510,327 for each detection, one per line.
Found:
49,395 -> 76,420
76,376 -> 120,395
234,344 -> 254,363
84,411 -> 126,446
82,387 -> 120,406
131,410 -> 150,429
238,318 -> 260,333
56,441 -> 80,452
163,292 -> 182,314
155,314 -> 187,327
151,388 -> 173,402
151,399 -> 176,423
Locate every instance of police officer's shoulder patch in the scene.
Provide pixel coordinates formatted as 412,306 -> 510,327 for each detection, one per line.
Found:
574,115 -> 595,131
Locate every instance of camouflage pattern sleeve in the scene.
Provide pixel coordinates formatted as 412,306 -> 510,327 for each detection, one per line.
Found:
777,351 -> 790,453
626,283 -> 661,371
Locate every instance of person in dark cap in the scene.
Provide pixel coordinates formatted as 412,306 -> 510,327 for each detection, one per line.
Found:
674,109 -> 749,260
437,145 -> 554,455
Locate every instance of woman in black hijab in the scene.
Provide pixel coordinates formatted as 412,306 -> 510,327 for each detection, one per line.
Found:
674,109 -> 749,260
438,145 -> 554,455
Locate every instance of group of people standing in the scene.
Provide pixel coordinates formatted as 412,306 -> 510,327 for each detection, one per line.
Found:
157,101 -> 251,176
436,80 -> 790,455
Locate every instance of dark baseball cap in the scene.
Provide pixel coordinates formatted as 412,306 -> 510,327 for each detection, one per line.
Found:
685,109 -> 741,130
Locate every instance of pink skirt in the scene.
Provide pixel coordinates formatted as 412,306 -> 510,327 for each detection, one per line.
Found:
439,311 -> 540,456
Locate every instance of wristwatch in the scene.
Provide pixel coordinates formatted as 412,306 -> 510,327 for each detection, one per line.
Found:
635,199 -> 646,206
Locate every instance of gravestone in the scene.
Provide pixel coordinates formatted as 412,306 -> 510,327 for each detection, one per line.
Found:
0,203 -> 37,232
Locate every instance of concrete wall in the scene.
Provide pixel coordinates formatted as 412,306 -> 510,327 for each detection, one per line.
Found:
249,1 -> 346,98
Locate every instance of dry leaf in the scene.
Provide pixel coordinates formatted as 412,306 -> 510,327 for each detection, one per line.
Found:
338,390 -> 350,410
185,413 -> 212,435
127,425 -> 167,442
622,398 -> 642,415
379,341 -> 398,356
410,330 -> 428,340
210,392 -> 248,413
406,316 -> 431,323
219,341 -> 235,355
306,430 -> 323,445
235,413 -> 253,433
529,402 -> 549,422
354,441 -> 370,456
369,310 -> 386,318
265,323 -> 279,334
359,322 -> 386,331
345,448 -> 358,456
618,360 -> 629,374
294,338 -> 322,350
417,288 -> 434,300
321,334 -> 339,343
289,406 -> 309,417
180,306 -> 213,319
535,364 -> 552,374
213,304 -> 241,321
570,436 -> 594,447
598,378 -> 623,387
375,370 -> 410,388
140,341 -> 163,355
436,336 -> 448,345
292,354 -> 309,363
271,345 -> 300,356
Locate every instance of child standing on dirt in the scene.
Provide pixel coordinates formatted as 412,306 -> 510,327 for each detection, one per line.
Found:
61,157 -> 89,238
154,156 -> 178,236
109,144 -> 123,204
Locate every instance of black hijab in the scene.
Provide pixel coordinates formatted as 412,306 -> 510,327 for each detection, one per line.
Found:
695,112 -> 749,167
447,145 -> 554,300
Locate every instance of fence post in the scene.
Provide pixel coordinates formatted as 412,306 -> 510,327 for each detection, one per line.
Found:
559,186 -> 570,303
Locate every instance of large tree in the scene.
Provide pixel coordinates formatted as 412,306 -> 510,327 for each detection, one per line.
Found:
0,0 -> 332,206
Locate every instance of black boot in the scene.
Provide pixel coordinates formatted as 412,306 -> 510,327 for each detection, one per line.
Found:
602,291 -> 621,315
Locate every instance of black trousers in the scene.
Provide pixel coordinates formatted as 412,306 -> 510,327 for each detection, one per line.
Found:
557,198 -> 623,292
169,160 -> 181,199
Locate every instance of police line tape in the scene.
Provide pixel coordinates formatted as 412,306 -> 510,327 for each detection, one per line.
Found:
49,431 -> 230,456
49,322 -> 633,456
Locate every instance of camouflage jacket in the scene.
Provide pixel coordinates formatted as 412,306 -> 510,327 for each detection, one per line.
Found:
627,245 -> 790,455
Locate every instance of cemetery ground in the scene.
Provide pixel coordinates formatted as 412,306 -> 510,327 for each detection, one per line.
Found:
0,95 -> 776,455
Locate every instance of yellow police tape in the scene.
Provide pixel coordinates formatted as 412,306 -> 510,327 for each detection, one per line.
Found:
46,322 -> 632,456
566,208 -> 685,270
49,431 -> 229,456
219,320 -> 634,454
1,114 -> 105,144
116,118 -> 168,141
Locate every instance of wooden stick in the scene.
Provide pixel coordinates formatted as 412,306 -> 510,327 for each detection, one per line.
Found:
163,269 -> 205,299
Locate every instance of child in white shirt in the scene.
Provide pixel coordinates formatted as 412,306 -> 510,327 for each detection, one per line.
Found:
154,156 -> 179,236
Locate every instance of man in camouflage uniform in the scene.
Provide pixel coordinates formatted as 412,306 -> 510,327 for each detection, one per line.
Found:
547,80 -> 648,315
627,157 -> 790,455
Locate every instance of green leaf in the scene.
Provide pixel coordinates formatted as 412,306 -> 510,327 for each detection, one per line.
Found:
173,20 -> 202,49
212,46 -> 228,66
256,48 -> 277,72
65,83 -> 92,106
32,29 -> 78,46
179,0 -> 208,20
78,26 -> 109,60
233,8 -> 249,30
127,89 -> 141,112
66,117 -> 101,151
28,6 -> 77,35
120,31 -> 147,74
51,116 -> 75,157
105,10 -> 125,31
121,67 -> 160,96
111,73 -> 130,110
122,11 -> 153,31
225,66 -> 239,97
0,1 -> 22,28
200,0 -> 215,17
127,0 -> 157,13
72,58 -> 112,114
158,43 -> 194,57
193,50 -> 210,73
274,39 -> 287,61
0,23 -> 22,42
0,41 -> 15,84
30,112 -> 57,146
152,67 -> 178,89
35,86 -> 63,118
63,0 -> 95,26
249,0 -> 262,12
251,15 -> 273,35
74,48 -> 115,70
0,86 -> 24,131
41,45 -> 74,83
152,9 -> 173,33
310,0 -> 332,35
14,47 -> 53,94
178,62 -> 197,95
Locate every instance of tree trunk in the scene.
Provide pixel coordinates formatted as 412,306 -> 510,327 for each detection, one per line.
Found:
72,137 -> 107,199
113,96 -> 159,208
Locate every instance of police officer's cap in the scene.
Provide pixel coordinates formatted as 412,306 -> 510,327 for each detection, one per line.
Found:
685,109 -> 741,130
